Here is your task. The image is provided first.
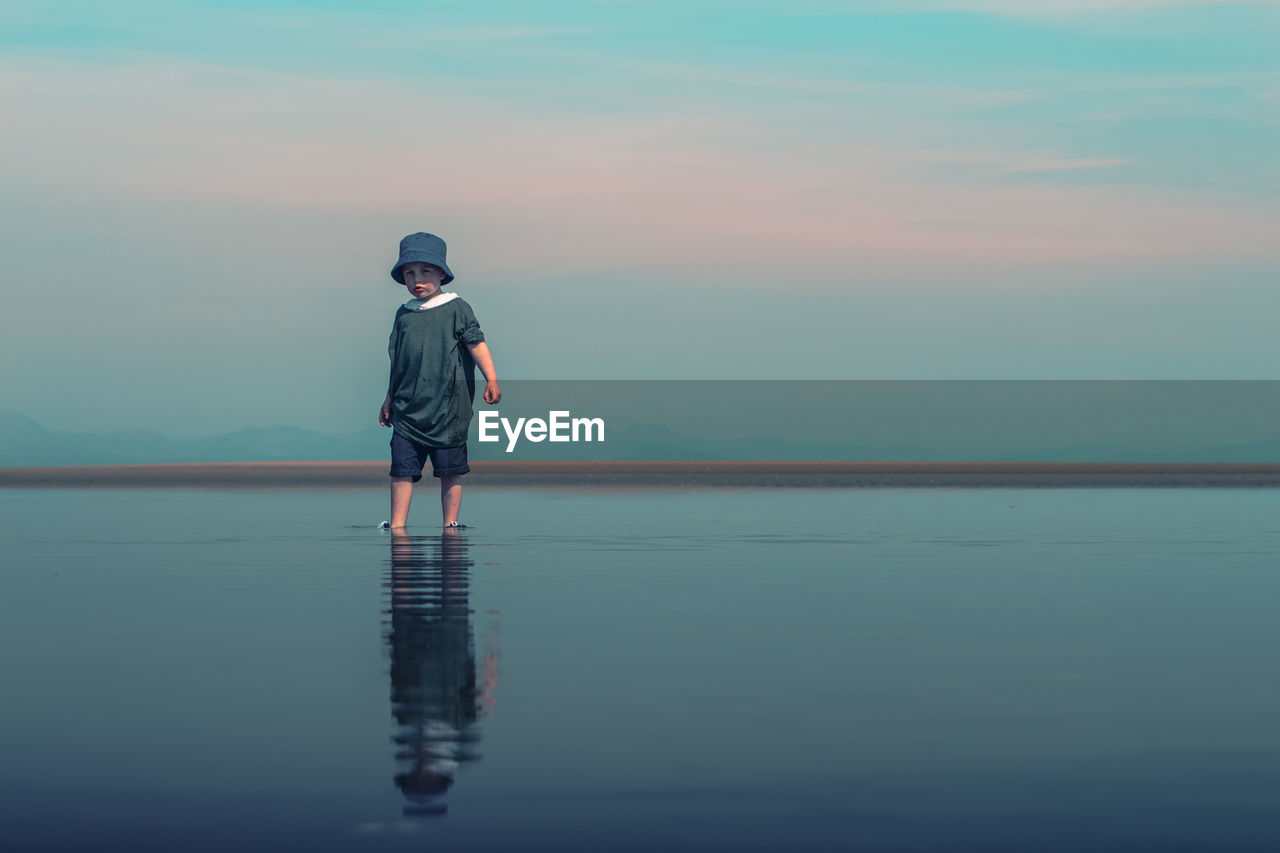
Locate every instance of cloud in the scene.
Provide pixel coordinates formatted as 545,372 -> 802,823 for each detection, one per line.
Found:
2,55 -> 1276,288
994,158 -> 1133,175
624,60 -> 1039,110
860,0 -> 1280,16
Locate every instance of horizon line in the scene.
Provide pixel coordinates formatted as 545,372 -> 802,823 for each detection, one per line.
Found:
3,460 -> 1279,489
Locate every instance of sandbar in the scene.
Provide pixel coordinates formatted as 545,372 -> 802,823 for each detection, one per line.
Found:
2,460 -> 1280,489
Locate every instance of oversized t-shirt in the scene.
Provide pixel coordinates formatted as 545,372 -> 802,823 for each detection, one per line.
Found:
387,292 -> 486,448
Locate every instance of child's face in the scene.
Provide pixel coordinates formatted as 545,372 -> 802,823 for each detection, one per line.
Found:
401,262 -> 445,301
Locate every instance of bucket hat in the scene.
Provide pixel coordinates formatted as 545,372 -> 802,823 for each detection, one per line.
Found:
391,232 -> 455,285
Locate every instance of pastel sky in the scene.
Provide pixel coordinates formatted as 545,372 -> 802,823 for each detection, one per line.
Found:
2,1 -> 1277,436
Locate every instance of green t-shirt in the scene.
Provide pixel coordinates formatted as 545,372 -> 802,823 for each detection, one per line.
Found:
387,293 -> 486,448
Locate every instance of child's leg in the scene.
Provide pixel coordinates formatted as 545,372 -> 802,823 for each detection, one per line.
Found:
390,477 -> 414,528
429,445 -> 469,527
440,475 -> 462,526
389,434 -> 431,528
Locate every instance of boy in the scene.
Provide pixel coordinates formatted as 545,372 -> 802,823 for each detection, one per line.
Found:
378,232 -> 500,529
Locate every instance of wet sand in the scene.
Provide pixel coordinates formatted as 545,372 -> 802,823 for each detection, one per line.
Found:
2,460 -> 1280,488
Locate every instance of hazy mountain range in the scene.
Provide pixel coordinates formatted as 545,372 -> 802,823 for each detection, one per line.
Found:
0,408 -> 388,466
4,389 -> 1280,467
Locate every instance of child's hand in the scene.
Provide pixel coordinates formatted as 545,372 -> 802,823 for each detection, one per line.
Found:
379,398 -> 393,427
484,380 -> 502,405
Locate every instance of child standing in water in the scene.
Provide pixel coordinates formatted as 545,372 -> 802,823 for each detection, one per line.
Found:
379,232 -> 501,529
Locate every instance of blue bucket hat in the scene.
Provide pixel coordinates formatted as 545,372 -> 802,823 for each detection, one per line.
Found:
391,232 -> 455,285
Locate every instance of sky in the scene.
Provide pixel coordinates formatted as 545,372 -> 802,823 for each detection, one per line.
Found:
1,0 -> 1278,437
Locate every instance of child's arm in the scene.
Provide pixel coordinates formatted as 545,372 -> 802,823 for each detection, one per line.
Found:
383,312 -> 401,427
379,391 -> 392,427
467,342 -> 502,404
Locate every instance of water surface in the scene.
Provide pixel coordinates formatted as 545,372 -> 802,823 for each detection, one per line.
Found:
3,487 -> 1279,851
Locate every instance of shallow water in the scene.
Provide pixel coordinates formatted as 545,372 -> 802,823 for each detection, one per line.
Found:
3,487 -> 1280,851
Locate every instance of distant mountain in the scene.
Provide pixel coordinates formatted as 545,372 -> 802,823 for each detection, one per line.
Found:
0,409 -> 388,466
3,390 -> 1280,466
0,409 -> 47,448
0,409 -> 45,439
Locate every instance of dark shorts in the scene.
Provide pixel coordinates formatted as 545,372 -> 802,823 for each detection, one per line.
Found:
389,433 -> 470,481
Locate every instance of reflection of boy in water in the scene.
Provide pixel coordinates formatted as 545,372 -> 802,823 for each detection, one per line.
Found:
387,529 -> 481,816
